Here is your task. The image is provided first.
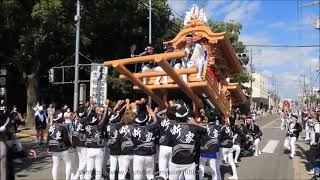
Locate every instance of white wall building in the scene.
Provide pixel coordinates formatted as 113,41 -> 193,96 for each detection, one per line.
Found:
244,72 -> 269,110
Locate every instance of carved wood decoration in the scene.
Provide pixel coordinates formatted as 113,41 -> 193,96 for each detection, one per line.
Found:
103,18 -> 246,116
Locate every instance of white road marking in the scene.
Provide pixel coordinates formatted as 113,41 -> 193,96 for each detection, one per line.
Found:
262,140 -> 280,153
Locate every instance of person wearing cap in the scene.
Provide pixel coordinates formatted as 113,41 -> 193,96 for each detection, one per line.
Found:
198,111 -> 222,180
156,102 -> 177,179
84,104 -> 109,180
182,34 -> 206,82
168,100 -> 207,180
220,117 -> 238,180
246,115 -> 262,157
283,114 -> 302,159
154,44 -> 179,85
47,111 -> 73,180
131,99 -> 159,180
140,44 -> 156,84
34,105 -> 47,144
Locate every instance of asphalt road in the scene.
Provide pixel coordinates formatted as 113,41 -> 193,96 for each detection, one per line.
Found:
235,115 -> 294,180
14,114 -> 306,180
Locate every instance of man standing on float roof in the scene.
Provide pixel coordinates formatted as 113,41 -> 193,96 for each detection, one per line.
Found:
183,34 -> 206,82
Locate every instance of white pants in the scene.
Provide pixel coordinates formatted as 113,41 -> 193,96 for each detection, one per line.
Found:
85,148 -> 105,180
52,150 -> 72,180
158,145 -> 172,179
199,156 -> 221,180
74,147 -> 87,180
182,61 -> 204,82
284,136 -> 297,156
109,155 -> 119,180
254,138 -> 260,156
142,66 -> 151,84
133,155 -> 155,180
169,162 -> 196,180
118,155 -> 134,180
0,141 -> 7,180
280,118 -> 285,129
221,148 -> 238,179
232,145 -> 241,163
310,130 -> 316,145
154,66 -> 168,85
69,148 -> 78,180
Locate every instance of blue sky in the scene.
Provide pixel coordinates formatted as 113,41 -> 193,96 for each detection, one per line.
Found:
167,0 -> 320,99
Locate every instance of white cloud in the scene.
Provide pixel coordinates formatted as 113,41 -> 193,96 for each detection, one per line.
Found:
239,33 -> 270,45
239,33 -> 318,99
223,1 -> 261,23
166,0 -> 189,18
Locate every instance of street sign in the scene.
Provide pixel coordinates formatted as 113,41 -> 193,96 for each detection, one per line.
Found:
0,77 -> 5,86
89,63 -> 108,106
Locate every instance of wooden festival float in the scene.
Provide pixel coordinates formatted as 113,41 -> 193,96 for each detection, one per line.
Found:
103,5 -> 246,117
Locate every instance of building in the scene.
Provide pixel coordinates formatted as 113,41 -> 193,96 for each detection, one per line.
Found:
268,93 -> 280,111
244,72 -> 269,111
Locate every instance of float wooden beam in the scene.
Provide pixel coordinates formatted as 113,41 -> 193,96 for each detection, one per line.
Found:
104,51 -> 186,67
204,86 -> 230,117
155,57 -> 204,109
119,68 -> 197,80
133,81 -> 207,90
113,63 -> 166,109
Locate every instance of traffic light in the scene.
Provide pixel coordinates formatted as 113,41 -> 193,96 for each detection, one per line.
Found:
237,53 -> 248,60
48,68 -> 54,83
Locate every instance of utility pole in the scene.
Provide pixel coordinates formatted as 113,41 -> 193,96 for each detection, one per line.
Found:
148,0 -> 152,44
148,0 -> 152,107
73,0 -> 81,112
250,49 -> 253,111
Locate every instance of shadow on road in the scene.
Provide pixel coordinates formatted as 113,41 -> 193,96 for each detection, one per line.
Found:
14,144 -> 52,176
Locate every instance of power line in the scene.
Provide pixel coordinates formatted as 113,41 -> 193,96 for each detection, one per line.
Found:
244,44 -> 320,48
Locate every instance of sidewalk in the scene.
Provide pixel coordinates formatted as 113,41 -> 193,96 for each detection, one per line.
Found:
16,126 -> 48,139
294,135 -> 314,180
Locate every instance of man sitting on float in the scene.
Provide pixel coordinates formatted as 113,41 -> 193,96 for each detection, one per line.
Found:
183,34 -> 206,82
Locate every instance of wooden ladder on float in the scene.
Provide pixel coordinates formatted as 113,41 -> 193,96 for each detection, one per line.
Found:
103,51 -> 206,110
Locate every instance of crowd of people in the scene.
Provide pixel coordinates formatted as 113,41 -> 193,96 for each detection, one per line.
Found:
31,97 -> 263,180
280,108 -> 320,177
300,108 -> 320,177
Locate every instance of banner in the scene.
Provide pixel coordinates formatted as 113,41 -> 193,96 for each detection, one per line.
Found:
90,63 -> 108,107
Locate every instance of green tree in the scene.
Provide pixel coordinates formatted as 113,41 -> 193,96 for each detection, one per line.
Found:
0,0 -> 178,119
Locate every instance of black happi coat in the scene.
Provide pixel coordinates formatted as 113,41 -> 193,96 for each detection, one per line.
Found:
72,116 -> 89,147
85,112 -> 108,149
286,122 -> 302,138
156,111 -> 175,147
246,123 -> 262,139
106,106 -> 126,155
131,115 -> 159,156
232,125 -> 246,145
118,124 -> 135,155
200,123 -> 220,154
48,123 -> 71,152
219,124 -> 234,148
169,123 -> 206,165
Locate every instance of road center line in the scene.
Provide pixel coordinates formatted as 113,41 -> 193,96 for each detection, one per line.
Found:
262,140 -> 280,154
